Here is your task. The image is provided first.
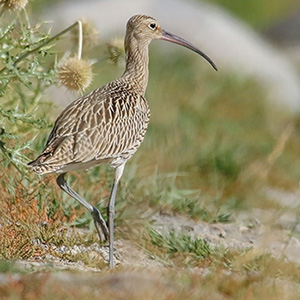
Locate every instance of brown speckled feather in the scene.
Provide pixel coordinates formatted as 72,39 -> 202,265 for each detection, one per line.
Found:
29,78 -> 150,174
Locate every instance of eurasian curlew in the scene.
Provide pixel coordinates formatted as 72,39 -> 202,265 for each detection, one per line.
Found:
29,14 -> 217,268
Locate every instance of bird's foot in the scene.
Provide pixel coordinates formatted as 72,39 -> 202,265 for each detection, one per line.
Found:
92,207 -> 109,242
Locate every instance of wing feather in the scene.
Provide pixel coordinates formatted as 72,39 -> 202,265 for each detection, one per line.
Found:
30,79 -> 150,173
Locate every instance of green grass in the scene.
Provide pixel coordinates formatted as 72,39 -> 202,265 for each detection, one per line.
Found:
146,225 -> 300,281
146,227 -> 227,268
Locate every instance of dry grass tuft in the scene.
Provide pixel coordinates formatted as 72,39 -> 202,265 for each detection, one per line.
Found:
0,173 -> 72,260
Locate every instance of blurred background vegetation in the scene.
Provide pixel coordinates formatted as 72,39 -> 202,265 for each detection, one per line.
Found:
1,0 -> 300,299
203,0 -> 299,29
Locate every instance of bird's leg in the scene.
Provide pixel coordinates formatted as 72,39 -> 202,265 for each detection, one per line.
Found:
56,173 -> 109,242
107,164 -> 125,268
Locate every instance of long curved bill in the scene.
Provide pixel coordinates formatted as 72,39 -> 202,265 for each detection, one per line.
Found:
161,29 -> 217,71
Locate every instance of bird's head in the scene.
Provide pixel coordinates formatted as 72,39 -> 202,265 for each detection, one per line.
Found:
126,14 -> 217,71
126,15 -> 163,41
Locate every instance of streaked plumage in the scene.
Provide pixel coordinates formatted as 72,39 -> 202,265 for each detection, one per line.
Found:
30,79 -> 150,174
29,14 -> 217,268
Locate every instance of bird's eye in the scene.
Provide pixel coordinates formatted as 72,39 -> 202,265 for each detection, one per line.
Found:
149,23 -> 156,30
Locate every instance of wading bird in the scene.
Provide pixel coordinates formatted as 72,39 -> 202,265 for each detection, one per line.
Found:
29,14 -> 217,268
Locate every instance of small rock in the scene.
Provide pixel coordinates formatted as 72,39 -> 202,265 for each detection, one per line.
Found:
239,225 -> 249,232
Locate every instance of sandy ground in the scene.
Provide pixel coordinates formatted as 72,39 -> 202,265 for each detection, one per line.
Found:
6,186 -> 298,273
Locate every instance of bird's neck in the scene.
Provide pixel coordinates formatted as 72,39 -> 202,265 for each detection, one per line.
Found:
122,36 -> 149,95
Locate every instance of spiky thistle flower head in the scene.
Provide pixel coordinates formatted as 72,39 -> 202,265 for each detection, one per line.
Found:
58,57 -> 93,92
1,0 -> 29,10
106,36 -> 125,65
72,19 -> 100,49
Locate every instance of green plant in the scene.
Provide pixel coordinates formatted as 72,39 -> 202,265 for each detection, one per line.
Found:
0,4 -> 98,262
146,227 -> 231,268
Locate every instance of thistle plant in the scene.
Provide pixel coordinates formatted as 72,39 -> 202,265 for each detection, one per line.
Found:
0,11 -> 55,175
0,4 -> 98,260
58,56 -> 93,92
72,19 -> 100,50
57,21 -> 93,93
0,10 -> 95,173
0,0 -> 29,11
106,36 -> 125,65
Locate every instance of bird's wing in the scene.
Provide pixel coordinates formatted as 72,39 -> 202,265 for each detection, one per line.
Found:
31,81 -> 150,171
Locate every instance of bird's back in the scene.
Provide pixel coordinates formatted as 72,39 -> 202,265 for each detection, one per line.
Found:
29,78 -> 150,174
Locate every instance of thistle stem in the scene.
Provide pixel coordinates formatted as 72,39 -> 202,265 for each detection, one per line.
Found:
77,20 -> 83,59
0,21 -> 81,74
